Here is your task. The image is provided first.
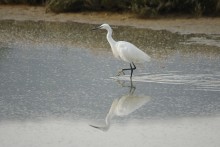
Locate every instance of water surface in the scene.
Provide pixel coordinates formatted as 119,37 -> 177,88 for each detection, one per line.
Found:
0,20 -> 220,147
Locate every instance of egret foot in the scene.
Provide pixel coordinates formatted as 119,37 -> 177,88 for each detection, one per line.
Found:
117,70 -> 125,76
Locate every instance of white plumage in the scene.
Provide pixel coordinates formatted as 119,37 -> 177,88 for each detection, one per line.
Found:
93,23 -> 151,79
116,41 -> 151,63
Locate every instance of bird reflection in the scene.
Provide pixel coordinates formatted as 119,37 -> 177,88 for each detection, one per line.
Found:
90,81 -> 151,131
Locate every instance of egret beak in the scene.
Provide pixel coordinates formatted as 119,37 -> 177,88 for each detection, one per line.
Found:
92,26 -> 101,31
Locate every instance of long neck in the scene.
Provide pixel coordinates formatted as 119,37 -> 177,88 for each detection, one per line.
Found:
106,27 -> 116,48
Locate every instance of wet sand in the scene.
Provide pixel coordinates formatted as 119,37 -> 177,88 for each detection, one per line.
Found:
1,118 -> 220,147
0,5 -> 220,34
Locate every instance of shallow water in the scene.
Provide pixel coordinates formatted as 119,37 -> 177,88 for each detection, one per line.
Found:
0,20 -> 220,147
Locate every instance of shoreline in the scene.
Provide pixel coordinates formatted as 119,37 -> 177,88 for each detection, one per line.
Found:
0,5 -> 220,34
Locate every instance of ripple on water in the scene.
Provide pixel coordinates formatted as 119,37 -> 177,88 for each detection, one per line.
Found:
111,71 -> 220,91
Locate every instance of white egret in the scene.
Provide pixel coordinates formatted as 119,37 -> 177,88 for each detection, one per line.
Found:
93,24 -> 151,79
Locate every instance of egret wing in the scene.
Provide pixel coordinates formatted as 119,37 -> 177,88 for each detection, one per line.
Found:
116,41 -> 150,63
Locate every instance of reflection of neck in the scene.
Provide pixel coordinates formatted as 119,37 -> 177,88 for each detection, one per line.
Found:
90,99 -> 118,132
104,113 -> 111,130
102,98 -> 118,131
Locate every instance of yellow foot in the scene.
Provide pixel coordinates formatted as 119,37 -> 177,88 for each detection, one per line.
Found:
117,70 -> 125,76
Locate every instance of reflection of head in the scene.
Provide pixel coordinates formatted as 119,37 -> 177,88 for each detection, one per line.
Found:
90,99 -> 118,131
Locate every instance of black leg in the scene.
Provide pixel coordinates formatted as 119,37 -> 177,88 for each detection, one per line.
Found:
130,62 -> 136,79
117,65 -> 132,76
132,62 -> 136,70
117,62 -> 136,78
122,66 -> 132,72
130,63 -> 133,79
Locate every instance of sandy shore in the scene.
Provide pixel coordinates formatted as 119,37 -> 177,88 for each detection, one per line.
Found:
0,5 -> 220,34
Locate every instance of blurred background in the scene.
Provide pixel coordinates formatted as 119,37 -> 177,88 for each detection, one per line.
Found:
0,0 -> 220,17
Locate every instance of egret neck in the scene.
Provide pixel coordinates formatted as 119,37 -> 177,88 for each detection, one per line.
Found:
106,27 -> 118,58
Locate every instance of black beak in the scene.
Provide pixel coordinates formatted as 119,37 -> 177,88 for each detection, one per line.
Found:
92,26 -> 101,31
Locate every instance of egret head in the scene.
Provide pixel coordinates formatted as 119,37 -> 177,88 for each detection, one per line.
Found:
92,23 -> 111,31
99,24 -> 111,30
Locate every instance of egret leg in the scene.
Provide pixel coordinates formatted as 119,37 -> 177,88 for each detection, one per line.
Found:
117,67 -> 131,76
130,62 -> 136,79
130,63 -> 133,79
117,62 -> 136,79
